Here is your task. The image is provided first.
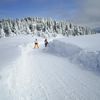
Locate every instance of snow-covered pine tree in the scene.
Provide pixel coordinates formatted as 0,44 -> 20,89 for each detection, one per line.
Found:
0,17 -> 95,38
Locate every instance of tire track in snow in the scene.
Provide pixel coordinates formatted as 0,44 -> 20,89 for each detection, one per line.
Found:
2,44 -> 43,100
50,59 -> 100,100
33,51 -> 100,100
35,56 -> 84,100
6,45 -> 34,100
9,44 -> 49,100
31,52 -> 85,100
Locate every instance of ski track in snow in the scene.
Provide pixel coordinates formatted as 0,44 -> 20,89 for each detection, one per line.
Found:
0,43 -> 100,100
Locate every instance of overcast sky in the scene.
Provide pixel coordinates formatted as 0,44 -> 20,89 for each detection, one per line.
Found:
0,0 -> 100,28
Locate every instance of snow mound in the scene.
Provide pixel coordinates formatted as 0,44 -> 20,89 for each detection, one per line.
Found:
44,40 -> 82,57
44,40 -> 100,72
72,51 -> 100,71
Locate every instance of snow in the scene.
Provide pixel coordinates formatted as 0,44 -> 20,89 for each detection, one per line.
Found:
44,34 -> 100,71
58,34 -> 100,51
0,34 -> 100,100
44,40 -> 82,57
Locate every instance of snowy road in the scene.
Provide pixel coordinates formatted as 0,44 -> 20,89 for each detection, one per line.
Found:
0,44 -> 100,100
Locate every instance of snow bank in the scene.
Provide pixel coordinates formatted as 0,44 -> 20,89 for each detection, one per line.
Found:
44,40 -> 100,72
72,51 -> 100,71
44,40 -> 82,57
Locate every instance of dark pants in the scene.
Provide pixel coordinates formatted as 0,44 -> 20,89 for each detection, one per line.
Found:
45,42 -> 48,47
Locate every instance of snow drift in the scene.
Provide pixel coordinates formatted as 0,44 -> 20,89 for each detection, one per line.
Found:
44,40 -> 100,72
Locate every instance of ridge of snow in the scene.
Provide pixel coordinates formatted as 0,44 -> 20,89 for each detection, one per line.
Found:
44,39 -> 100,72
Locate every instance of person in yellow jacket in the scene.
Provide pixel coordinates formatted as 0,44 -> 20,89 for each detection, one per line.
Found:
34,39 -> 39,48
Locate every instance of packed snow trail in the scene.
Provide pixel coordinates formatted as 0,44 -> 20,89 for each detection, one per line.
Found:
1,43 -> 100,100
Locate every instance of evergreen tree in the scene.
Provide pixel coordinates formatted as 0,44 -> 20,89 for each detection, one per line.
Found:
0,17 -> 95,38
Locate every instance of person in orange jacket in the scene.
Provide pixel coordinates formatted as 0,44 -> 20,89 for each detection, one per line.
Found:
34,39 -> 39,48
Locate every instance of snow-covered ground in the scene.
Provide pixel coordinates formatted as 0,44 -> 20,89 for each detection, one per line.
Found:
0,34 -> 100,100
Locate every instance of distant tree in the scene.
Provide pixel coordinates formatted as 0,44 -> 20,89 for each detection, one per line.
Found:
29,24 -> 33,32
73,27 -> 78,36
36,24 -> 42,31
65,25 -> 68,31
85,28 -> 89,35
69,23 -> 72,29
42,27 -> 46,32
4,27 -> 10,37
